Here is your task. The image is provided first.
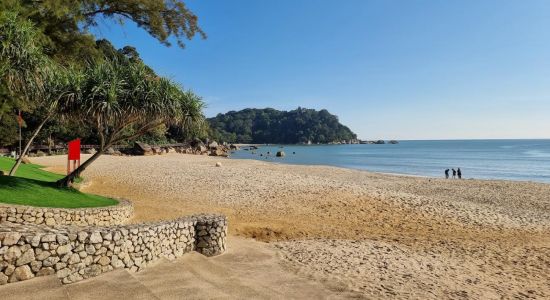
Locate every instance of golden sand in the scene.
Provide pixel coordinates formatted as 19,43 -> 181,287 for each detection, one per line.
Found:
34,154 -> 550,299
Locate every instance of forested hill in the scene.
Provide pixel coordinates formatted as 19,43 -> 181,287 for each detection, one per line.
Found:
208,108 -> 357,144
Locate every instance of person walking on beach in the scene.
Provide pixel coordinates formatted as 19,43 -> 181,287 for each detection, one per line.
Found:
457,168 -> 462,179
452,168 -> 456,179
445,169 -> 449,179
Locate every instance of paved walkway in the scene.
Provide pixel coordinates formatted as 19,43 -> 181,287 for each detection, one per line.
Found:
0,237 -> 360,299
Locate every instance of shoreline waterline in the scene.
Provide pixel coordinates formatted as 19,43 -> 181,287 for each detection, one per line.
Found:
228,154 -> 550,185
231,140 -> 550,183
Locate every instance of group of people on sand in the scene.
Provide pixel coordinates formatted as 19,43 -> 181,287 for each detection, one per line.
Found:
445,168 -> 462,179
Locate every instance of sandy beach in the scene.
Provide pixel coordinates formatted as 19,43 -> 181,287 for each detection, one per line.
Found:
32,153 -> 550,299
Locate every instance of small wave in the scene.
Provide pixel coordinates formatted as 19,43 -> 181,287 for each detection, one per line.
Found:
523,150 -> 550,158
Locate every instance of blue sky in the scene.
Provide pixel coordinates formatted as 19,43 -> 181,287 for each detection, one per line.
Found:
91,0 -> 550,140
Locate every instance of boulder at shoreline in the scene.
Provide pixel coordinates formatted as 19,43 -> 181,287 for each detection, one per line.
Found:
134,142 -> 153,155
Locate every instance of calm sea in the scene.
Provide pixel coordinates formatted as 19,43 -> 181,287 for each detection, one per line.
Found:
231,140 -> 550,183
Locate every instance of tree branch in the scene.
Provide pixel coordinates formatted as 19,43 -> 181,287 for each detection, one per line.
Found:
111,119 -> 164,144
83,8 -> 145,26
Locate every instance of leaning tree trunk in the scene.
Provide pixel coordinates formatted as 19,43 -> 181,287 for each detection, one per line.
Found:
9,115 -> 51,176
56,149 -> 105,187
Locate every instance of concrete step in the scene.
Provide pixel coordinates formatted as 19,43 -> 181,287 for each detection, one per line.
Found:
205,238 -> 353,299
0,275 -> 69,300
209,238 -> 344,299
177,252 -> 281,299
64,269 -> 160,300
134,237 -> 354,300
131,257 -> 235,299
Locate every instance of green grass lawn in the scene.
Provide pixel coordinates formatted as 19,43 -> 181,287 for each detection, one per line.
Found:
0,156 -> 118,208
0,156 -> 64,182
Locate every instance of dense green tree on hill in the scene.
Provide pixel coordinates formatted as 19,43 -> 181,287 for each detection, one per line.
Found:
94,39 -> 157,76
208,108 -> 357,144
0,0 -> 205,63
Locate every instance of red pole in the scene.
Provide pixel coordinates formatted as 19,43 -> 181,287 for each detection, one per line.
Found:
67,158 -> 70,175
18,110 -> 22,158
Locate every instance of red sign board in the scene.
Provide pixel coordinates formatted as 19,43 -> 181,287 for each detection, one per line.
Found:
67,139 -> 81,175
68,139 -> 81,160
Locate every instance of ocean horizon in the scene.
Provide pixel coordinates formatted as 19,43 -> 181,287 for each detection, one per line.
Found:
231,139 -> 550,183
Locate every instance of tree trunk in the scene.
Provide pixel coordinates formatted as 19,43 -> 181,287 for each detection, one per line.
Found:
47,134 -> 52,155
56,148 -> 104,187
8,115 -> 51,176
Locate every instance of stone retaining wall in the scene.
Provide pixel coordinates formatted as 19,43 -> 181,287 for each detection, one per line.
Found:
0,200 -> 133,227
0,214 -> 227,285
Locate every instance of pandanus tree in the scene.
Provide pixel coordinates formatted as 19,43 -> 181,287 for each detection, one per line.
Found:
9,65 -> 84,176
179,90 -> 206,138
166,89 -> 208,141
0,11 -> 45,123
56,58 -> 205,187
0,12 -> 85,176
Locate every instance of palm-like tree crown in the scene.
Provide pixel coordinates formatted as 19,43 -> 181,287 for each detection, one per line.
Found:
0,11 -> 46,100
64,58 -> 204,146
